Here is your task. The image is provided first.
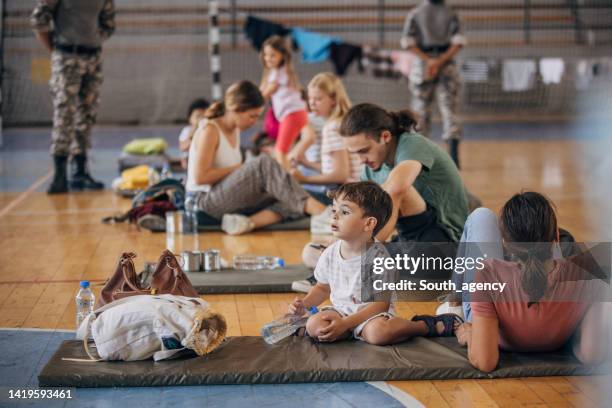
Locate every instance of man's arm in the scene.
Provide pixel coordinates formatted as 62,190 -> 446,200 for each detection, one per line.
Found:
375,160 -> 423,242
30,0 -> 59,52
99,0 -> 116,40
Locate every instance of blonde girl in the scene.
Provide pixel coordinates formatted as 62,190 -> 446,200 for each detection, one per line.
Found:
289,72 -> 363,204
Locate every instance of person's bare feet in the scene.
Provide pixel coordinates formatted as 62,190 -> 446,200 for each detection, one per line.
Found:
455,322 -> 472,346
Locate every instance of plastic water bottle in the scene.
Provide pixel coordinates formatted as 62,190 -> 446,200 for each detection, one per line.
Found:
183,195 -> 199,234
75,281 -> 95,330
233,255 -> 285,270
160,163 -> 172,180
261,306 -> 318,345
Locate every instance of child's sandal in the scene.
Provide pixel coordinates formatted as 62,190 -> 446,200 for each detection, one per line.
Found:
411,313 -> 464,337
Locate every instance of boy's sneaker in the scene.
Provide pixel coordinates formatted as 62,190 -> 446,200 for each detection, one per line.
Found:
435,302 -> 465,320
137,214 -> 166,232
291,275 -> 317,293
310,206 -> 333,235
221,213 -> 255,235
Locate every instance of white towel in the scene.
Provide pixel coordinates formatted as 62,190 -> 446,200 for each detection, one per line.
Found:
539,58 -> 565,84
502,59 -> 537,91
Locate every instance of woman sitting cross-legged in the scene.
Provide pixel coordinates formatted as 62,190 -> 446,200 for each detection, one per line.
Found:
186,80 -> 329,235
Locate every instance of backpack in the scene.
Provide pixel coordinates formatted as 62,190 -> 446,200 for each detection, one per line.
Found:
102,178 -> 185,227
74,294 -> 227,361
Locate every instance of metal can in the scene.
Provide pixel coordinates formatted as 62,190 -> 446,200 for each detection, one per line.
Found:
202,249 -> 221,271
181,251 -> 201,272
166,211 -> 185,234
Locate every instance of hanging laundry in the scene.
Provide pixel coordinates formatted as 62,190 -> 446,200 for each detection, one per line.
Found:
291,28 -> 339,63
390,51 -> 415,78
329,42 -> 363,76
460,60 -> 489,82
361,46 -> 401,79
502,59 -> 537,91
575,59 -> 594,90
539,58 -> 565,84
244,16 -> 290,51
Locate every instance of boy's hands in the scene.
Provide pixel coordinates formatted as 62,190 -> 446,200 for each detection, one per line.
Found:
288,297 -> 306,316
317,314 -> 349,342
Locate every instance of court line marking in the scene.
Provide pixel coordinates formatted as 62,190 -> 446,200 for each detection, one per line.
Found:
0,279 -> 107,285
368,381 -> 424,408
0,327 -> 75,333
0,171 -> 52,219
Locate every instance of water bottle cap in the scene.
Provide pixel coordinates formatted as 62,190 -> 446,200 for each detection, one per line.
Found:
278,258 -> 285,268
79,281 -> 90,288
308,306 -> 318,314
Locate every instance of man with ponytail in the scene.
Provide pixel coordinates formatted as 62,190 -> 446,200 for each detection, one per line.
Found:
452,192 -> 610,372
339,103 -> 468,245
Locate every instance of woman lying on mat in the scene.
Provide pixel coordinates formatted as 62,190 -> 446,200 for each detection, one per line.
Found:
289,182 -> 462,345
451,192 -> 610,372
185,80 -> 329,235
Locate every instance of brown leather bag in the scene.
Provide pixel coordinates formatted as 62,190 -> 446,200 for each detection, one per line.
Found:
96,249 -> 199,308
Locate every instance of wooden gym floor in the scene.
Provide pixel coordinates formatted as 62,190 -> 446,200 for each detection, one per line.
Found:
0,138 -> 609,407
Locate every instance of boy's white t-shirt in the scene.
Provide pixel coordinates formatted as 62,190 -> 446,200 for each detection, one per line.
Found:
314,240 -> 396,316
268,67 -> 306,121
178,125 -> 193,158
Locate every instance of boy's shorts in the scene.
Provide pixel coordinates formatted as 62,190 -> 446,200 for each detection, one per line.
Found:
319,306 -> 395,341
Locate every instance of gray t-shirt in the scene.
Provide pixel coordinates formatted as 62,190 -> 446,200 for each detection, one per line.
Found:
31,0 -> 116,48
401,0 -> 466,52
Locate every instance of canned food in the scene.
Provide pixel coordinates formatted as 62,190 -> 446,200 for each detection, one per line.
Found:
203,249 -> 221,271
181,250 -> 201,272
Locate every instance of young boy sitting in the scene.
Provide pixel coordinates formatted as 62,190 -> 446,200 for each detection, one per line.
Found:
179,98 -> 210,169
289,181 -> 461,345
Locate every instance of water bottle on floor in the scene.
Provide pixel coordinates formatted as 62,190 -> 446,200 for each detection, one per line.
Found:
261,306 -> 318,345
233,255 -> 285,270
183,195 -> 199,235
75,281 -> 95,330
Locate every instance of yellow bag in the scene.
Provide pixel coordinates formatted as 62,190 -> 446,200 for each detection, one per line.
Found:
119,165 -> 150,190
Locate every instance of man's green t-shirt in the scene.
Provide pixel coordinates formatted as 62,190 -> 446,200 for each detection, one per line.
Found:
362,132 -> 468,241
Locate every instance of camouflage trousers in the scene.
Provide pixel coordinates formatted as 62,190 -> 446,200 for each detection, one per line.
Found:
409,59 -> 462,141
49,50 -> 103,156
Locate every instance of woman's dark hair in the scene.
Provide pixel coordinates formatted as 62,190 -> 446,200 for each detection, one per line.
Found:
205,81 -> 265,119
339,103 -> 418,140
499,191 -> 558,307
187,98 -> 210,119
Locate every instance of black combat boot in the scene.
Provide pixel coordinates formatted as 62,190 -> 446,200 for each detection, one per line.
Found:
448,139 -> 460,169
47,155 -> 69,194
70,153 -> 105,191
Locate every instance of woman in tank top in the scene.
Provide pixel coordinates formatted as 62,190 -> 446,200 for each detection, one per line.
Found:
186,81 -> 329,235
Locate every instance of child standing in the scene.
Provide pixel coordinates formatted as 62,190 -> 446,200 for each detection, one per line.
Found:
260,35 -> 309,170
178,98 -> 210,169
289,73 -> 363,205
289,181 -> 461,344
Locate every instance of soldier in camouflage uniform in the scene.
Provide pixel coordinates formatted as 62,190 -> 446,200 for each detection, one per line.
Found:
401,0 -> 465,168
31,0 -> 115,194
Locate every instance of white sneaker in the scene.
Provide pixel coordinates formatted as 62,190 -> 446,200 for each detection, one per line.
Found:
436,302 -> 465,320
221,214 -> 255,235
310,206 -> 333,235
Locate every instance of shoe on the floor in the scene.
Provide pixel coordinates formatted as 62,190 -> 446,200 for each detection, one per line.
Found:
221,213 -> 255,235
436,302 -> 465,320
137,214 -> 166,232
291,275 -> 317,293
310,206 -> 333,235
